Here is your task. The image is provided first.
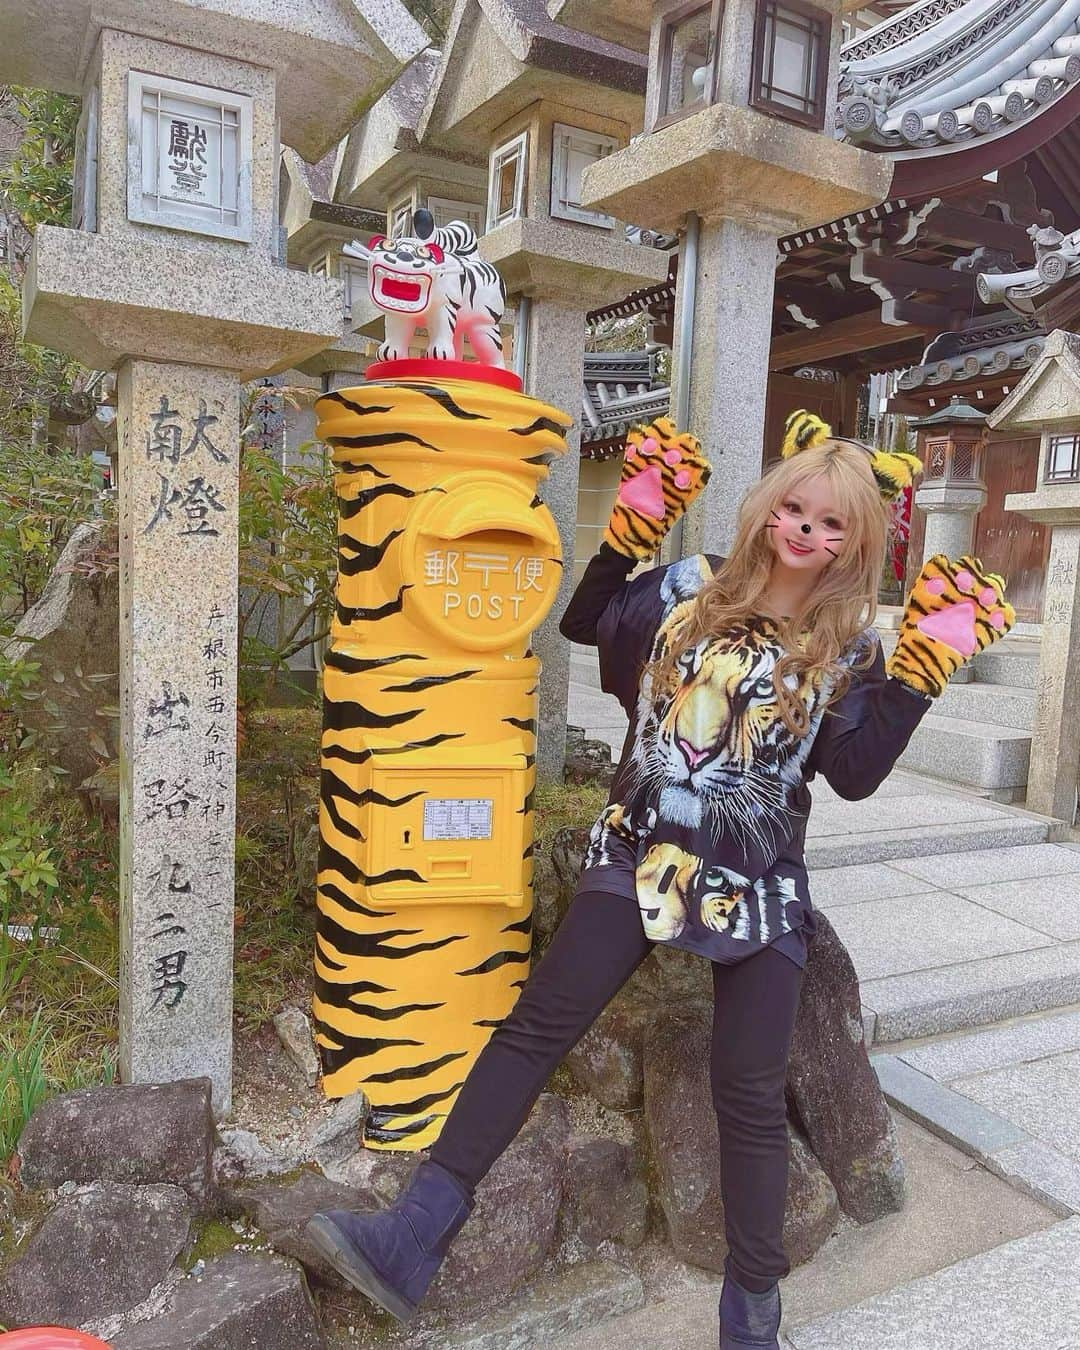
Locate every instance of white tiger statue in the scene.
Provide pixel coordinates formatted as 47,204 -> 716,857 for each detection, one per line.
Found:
343,208 -> 507,367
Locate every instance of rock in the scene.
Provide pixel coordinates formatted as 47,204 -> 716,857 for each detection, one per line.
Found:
110,1251 -> 324,1349
560,1136 -> 648,1251
3,521 -> 119,785
224,1168 -> 380,1287
564,985 -> 658,1110
425,1093 -> 571,1313
442,1261 -> 645,1349
651,944 -> 713,1005
786,913 -> 906,1222
308,1090 -> 369,1177
550,826 -> 590,916
642,1008 -> 728,1272
273,1007 -> 321,1088
564,734 -> 615,788
213,1128 -> 290,1183
17,1078 -> 214,1203
0,1182 -> 190,1329
783,1130 -> 840,1268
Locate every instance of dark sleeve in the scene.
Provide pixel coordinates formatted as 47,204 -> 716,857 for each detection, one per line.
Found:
558,542 -> 637,645
559,544 -> 670,716
806,637 -> 933,801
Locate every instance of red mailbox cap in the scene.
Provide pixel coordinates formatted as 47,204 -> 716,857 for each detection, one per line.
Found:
0,1332 -> 113,1348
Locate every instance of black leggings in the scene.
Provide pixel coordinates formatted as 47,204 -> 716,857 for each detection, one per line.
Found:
430,885 -> 805,1292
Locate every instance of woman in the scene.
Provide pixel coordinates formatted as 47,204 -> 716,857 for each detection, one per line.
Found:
306,411 -> 1015,1348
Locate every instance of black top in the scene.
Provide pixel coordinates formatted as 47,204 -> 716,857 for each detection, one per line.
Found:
560,544 -> 932,968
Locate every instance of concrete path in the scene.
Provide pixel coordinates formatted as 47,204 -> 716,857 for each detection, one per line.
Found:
559,649 -> 1080,1349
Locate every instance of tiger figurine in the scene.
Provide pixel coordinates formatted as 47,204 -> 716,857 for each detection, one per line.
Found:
887,553 -> 1015,698
603,419 -> 712,561
344,208 -> 507,365
635,580 -> 833,848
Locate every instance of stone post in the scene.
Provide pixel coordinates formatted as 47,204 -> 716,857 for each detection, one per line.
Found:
676,215 -> 783,555
118,362 -> 240,1102
525,299 -> 586,781
915,484 -> 986,564
909,398 -> 989,572
989,330 -> 1080,824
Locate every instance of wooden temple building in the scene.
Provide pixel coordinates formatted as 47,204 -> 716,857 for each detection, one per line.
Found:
582,0 -> 1080,619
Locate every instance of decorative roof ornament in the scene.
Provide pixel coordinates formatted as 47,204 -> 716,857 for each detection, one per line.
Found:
977,223 -> 1080,313
343,208 -> 508,367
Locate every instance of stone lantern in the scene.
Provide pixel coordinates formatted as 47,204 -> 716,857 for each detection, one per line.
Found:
577,0 -> 893,553
909,396 -> 989,567
4,0 -> 426,1114
989,330 -> 1080,824
413,0 -> 672,779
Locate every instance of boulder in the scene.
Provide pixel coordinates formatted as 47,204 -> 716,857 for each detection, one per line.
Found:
786,912 -> 906,1222
17,1078 -> 214,1203
564,985 -> 658,1110
425,1093 -> 570,1313
3,520 -> 119,786
642,1008 -> 728,1272
783,1130 -> 841,1268
563,729 -> 616,788
643,1010 -> 835,1277
111,1251 -> 325,1349
0,1182 -> 190,1328
308,1090 -> 369,1178
550,827 -> 590,917
213,1128 -> 291,1184
560,1136 -> 648,1251
224,1168 -> 380,1287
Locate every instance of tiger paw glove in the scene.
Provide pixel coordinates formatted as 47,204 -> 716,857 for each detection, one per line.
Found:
887,554 -> 1016,699
603,418 -> 711,561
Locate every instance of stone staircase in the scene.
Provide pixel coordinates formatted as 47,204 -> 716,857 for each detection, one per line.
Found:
875,609 -> 1039,802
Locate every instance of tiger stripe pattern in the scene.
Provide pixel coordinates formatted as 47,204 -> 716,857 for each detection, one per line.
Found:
313,373 -> 571,1150
887,553 -> 1015,699
780,407 -> 922,503
603,417 -> 711,561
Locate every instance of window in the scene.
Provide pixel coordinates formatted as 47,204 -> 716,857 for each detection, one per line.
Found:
550,124 -> 619,227
427,196 -> 484,235
1046,434 -> 1080,483
656,2 -> 721,128
750,0 -> 830,130
341,258 -> 366,321
487,132 -> 528,231
390,198 -> 413,238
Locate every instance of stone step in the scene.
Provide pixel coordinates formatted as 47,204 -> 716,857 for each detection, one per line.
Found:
803,810 -> 1049,870
974,640 -> 1041,690
897,713 -> 1030,790
934,680 -> 1034,731
784,1217 -> 1080,1349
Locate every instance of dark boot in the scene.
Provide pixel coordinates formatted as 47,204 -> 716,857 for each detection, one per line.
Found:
304,1158 -> 473,1322
719,1254 -> 782,1349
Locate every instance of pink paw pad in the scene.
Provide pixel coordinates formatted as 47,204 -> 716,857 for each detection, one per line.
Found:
674,470 -> 691,489
978,586 -> 997,606
990,610 -> 1007,630
955,569 -> 974,590
663,448 -> 683,466
925,577 -> 946,595
640,437 -> 658,456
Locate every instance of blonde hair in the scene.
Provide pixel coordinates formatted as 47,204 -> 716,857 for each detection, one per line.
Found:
647,439 -> 890,735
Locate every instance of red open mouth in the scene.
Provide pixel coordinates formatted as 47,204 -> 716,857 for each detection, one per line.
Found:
786,539 -> 813,556
380,276 -> 423,301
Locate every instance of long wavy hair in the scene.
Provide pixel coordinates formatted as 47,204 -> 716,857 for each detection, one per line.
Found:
646,439 -> 891,735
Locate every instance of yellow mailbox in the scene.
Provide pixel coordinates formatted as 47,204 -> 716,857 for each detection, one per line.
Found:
312,356 -> 572,1150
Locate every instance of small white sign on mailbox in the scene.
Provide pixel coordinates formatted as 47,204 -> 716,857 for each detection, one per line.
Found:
128,72 -> 253,242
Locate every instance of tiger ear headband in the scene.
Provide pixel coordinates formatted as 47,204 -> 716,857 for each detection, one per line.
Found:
780,410 -> 923,503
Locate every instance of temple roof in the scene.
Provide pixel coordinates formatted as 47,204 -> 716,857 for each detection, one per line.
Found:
838,0 -> 1080,196
580,349 -> 670,456
977,223 -> 1080,318
894,312 -> 1046,401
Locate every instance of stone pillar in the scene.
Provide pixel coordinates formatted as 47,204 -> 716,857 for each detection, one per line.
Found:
675,216 -> 780,556
916,484 -> 987,565
525,299 -> 584,783
118,362 -> 240,1112
1028,527 -> 1080,821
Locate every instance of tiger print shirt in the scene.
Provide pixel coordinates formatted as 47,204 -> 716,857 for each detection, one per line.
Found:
560,545 -> 932,969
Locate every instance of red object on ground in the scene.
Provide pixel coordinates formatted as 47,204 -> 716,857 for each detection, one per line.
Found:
0,1333 -> 113,1348
364,357 -> 523,391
